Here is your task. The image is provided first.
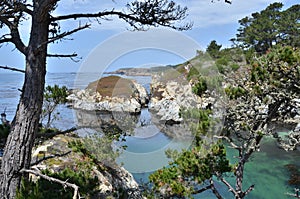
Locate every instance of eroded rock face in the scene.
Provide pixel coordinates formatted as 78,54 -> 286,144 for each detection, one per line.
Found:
31,134 -> 144,198
67,76 -> 149,113
149,75 -> 203,123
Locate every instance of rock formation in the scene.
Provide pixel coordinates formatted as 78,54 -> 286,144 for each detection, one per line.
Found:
31,133 -> 144,198
149,74 -> 213,123
67,76 -> 149,113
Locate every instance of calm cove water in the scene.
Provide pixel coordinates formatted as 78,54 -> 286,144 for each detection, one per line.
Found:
0,72 -> 299,198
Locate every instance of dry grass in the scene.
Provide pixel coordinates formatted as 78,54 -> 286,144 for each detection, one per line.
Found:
87,76 -> 135,97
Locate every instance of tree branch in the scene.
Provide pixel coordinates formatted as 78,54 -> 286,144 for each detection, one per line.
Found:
220,177 -> 238,197
0,37 -> 12,44
214,135 -> 240,149
210,178 -> 223,199
0,16 -> 27,54
40,24 -> 90,48
193,184 -> 212,194
20,167 -> 80,199
47,53 -> 78,58
0,65 -> 25,73
51,3 -> 191,30
31,151 -> 72,166
244,184 -> 255,196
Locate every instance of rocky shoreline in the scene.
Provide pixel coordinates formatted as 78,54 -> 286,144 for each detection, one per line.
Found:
66,73 -> 300,150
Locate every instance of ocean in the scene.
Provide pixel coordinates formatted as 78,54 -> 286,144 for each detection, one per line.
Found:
0,72 -> 299,198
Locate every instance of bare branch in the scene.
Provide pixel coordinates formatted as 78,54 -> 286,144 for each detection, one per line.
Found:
0,37 -> 12,44
220,177 -> 237,197
47,53 -> 78,58
0,16 -> 27,54
0,65 -> 25,73
193,184 -> 212,194
51,1 -> 191,31
20,167 -> 80,199
210,178 -> 223,199
214,135 -> 240,149
47,53 -> 81,62
41,24 -> 90,48
244,184 -> 255,196
31,151 -> 72,166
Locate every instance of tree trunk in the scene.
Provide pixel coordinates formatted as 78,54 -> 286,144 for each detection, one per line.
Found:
0,3 -> 49,198
235,160 -> 245,199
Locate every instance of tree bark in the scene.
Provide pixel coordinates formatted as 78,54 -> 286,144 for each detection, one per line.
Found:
0,2 -> 50,198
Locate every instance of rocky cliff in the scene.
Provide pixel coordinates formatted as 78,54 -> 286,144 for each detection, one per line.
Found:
31,133 -> 144,198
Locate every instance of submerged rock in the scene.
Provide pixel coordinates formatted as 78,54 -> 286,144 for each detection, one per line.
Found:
67,76 -> 149,113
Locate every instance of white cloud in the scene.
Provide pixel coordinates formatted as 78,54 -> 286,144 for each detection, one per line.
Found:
181,0 -> 297,28
56,0 -> 298,30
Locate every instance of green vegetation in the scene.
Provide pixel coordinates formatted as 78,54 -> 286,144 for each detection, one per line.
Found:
147,2 -> 300,198
192,76 -> 207,97
0,124 -> 10,140
233,3 -> 300,54
41,85 -> 68,128
16,168 -> 99,199
148,109 -> 231,198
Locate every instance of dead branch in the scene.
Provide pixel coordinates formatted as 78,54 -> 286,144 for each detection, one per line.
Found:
40,24 -> 90,48
51,8 -> 191,30
35,127 -> 77,140
47,53 -> 78,58
210,178 -> 223,199
20,167 -> 80,199
31,151 -> 72,166
47,53 -> 81,62
0,65 -> 25,73
0,37 -> 12,44
244,184 -> 255,196
220,177 -> 237,196
0,16 -> 27,54
214,135 -> 240,149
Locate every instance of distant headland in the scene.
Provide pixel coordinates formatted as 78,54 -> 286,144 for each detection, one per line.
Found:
104,66 -> 174,76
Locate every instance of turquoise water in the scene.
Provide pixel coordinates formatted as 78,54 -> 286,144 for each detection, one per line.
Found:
1,73 -> 299,198
128,135 -> 300,199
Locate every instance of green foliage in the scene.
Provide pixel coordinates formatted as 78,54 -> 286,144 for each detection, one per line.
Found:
192,76 -> 207,97
16,168 -> 99,199
250,46 -> 300,89
234,2 -> 300,53
230,63 -> 240,71
41,85 -> 68,128
187,66 -> 200,80
148,109 -> 231,198
206,40 -> 222,59
0,124 -> 10,140
225,85 -> 246,100
149,143 -> 231,198
215,57 -> 230,74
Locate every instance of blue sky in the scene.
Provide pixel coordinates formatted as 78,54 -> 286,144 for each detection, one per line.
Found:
0,0 -> 299,73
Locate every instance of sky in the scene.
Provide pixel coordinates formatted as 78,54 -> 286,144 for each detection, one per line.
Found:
0,0 -> 299,73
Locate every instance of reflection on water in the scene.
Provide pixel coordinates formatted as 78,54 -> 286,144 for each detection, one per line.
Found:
75,107 -> 193,174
